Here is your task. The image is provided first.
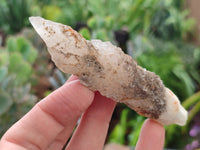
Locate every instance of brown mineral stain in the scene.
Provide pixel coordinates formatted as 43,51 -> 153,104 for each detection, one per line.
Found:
174,101 -> 179,112
121,96 -> 132,101
113,70 -> 117,74
44,26 -> 56,36
138,112 -> 145,116
175,105 -> 179,112
63,28 -> 81,45
83,55 -> 104,72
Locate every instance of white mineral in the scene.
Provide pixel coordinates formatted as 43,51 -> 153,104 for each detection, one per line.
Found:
29,16 -> 188,126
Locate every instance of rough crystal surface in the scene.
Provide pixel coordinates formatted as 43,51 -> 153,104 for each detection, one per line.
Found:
29,17 -> 188,126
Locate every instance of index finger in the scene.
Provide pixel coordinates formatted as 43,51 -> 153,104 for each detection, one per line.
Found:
0,79 -> 94,150
135,119 -> 165,150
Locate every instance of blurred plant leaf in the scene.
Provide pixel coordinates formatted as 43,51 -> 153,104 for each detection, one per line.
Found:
6,36 -> 38,64
0,67 -> 8,82
172,65 -> 195,97
134,36 -> 195,100
0,91 -> 13,115
79,28 -> 91,40
42,5 -> 62,22
128,116 -> 144,146
6,36 -> 16,52
87,16 -> 98,29
16,37 -> 38,64
87,0 -> 105,17
0,0 -> 32,34
109,109 -> 129,144
8,52 -> 32,83
182,91 -> 200,110
0,51 -> 9,67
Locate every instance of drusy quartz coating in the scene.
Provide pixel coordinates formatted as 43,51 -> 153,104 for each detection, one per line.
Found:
29,16 -> 188,126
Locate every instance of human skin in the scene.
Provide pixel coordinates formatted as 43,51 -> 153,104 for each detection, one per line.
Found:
0,75 -> 165,150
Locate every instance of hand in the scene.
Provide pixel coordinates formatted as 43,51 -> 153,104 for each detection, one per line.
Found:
0,76 -> 165,150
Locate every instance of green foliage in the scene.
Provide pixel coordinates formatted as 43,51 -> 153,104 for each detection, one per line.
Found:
5,36 -> 37,83
40,0 -> 90,27
6,36 -> 37,64
79,0 -> 195,41
9,53 -> 32,84
79,28 -> 91,40
0,90 -> 12,115
0,67 -> 7,82
87,17 -> 98,29
2,36 -> 38,83
0,93 -> 12,115
149,0 -> 195,40
0,0 -> 33,34
109,109 -> 129,144
0,72 -> 36,136
42,5 -> 62,22
60,0 -> 90,26
0,51 -> 9,67
0,0 -> 199,148
176,44 -> 200,86
109,108 -> 145,146
182,92 -> 200,127
125,0 -> 159,33
87,16 -> 113,41
0,35 -> 37,137
133,36 -> 195,100
128,116 -> 144,146
165,124 -> 185,148
183,92 -> 200,110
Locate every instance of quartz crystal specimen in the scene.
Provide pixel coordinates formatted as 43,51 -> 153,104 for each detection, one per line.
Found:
29,16 -> 188,126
